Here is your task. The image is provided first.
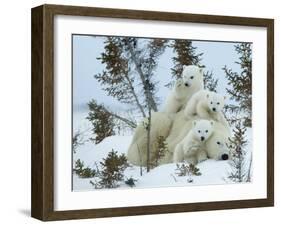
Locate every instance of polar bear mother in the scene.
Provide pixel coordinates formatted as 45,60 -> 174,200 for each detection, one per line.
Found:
127,65 -> 204,165
126,112 -> 173,166
162,65 -> 204,114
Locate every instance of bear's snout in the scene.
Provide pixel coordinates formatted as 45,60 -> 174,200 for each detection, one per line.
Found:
184,83 -> 189,87
212,107 -> 216,112
200,136 -> 205,141
221,153 -> 229,160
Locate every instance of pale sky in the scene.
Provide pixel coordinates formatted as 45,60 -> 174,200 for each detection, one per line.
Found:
72,35 -> 244,113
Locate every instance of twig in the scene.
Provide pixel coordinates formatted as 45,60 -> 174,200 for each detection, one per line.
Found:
137,144 -> 143,176
103,107 -> 137,129
170,174 -> 177,182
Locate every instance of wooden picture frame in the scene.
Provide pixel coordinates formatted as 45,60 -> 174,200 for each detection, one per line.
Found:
31,4 -> 274,221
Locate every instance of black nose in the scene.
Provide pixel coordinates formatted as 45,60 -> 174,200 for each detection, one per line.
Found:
200,136 -> 205,141
221,154 -> 229,160
185,83 -> 189,87
212,108 -> 216,112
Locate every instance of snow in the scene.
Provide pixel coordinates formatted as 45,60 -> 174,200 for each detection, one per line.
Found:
73,132 -> 237,191
74,135 -> 132,167
72,107 -> 252,191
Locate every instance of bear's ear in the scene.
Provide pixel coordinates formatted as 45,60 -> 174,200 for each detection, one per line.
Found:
210,120 -> 214,126
223,96 -> 227,100
182,65 -> 187,70
199,68 -> 203,74
206,93 -> 209,99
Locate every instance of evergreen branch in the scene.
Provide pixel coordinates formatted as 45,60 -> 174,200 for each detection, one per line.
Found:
94,37 -> 147,117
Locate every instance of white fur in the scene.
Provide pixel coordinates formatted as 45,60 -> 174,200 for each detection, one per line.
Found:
162,65 -> 203,114
184,90 -> 229,127
173,119 -> 214,164
159,111 -> 231,165
204,122 -> 231,161
159,110 -> 191,164
127,112 -> 173,166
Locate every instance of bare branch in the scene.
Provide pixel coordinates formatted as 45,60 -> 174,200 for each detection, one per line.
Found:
123,72 -> 146,117
103,108 -> 137,129
127,43 -> 158,111
246,153 -> 252,182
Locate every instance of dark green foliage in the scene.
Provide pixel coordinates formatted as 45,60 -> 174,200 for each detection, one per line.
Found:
169,39 -> 217,91
151,136 -> 169,168
142,39 -> 168,106
94,37 -> 145,129
74,159 -> 84,173
95,37 -> 134,105
79,167 -> 96,178
90,150 -> 129,189
228,122 -> 249,182
125,177 -> 138,187
74,159 -> 96,178
223,43 -> 252,127
203,71 -> 218,92
170,40 -> 203,80
87,99 -> 115,144
95,37 -> 167,116
72,130 -> 86,153
175,163 -> 202,177
92,37 -> 169,133
189,164 -> 202,176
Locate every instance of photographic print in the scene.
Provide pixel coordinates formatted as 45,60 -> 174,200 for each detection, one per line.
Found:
31,5 -> 273,220
72,35 -> 253,191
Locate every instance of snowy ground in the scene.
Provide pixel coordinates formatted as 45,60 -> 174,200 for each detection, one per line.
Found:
73,109 -> 252,191
73,134 -> 233,191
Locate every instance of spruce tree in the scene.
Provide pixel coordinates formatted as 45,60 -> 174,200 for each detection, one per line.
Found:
90,150 -> 129,188
91,37 -> 167,145
169,40 -> 218,91
95,37 -> 167,115
170,40 -> 203,80
151,136 -> 168,167
73,159 -> 96,178
175,163 -> 201,177
204,71 -> 218,92
223,43 -> 252,127
95,37 -> 146,116
72,130 -> 86,153
228,122 -> 249,182
87,99 -> 115,144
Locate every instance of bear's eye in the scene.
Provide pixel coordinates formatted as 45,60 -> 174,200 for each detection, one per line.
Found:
217,102 -> 220,105
205,130 -> 208,133
198,130 -> 201,133
190,76 -> 194,79
210,101 -> 213,104
216,141 -> 221,145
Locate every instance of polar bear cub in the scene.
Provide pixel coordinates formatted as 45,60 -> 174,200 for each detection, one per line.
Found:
184,90 -> 229,127
162,65 -> 203,114
173,119 -> 214,164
